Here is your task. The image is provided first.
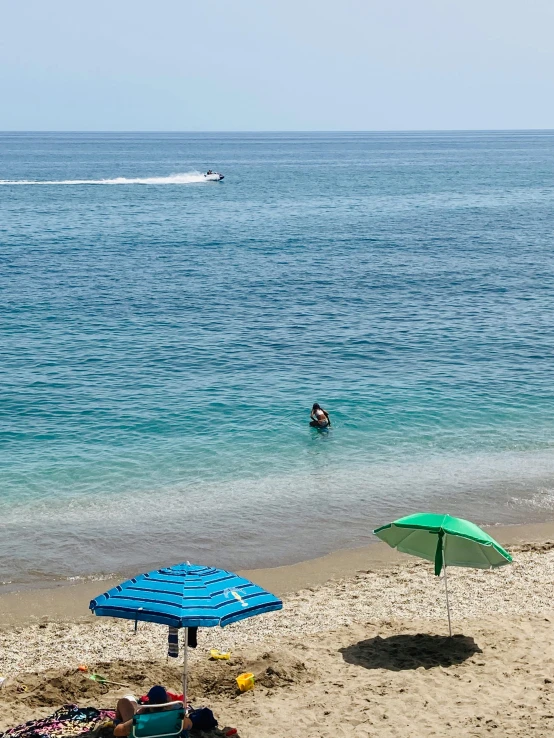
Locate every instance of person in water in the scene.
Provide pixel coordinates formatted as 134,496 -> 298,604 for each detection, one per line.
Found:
310,403 -> 331,428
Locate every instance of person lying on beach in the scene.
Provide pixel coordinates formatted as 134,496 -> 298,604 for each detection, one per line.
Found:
310,403 -> 331,428
114,685 -> 192,737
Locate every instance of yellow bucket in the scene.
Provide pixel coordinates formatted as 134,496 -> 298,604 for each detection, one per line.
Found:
236,672 -> 255,692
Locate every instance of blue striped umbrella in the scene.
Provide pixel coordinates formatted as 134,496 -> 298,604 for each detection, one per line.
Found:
90,562 -> 282,703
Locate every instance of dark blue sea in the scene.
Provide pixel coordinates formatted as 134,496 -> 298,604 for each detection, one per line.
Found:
2,130 -> 554,590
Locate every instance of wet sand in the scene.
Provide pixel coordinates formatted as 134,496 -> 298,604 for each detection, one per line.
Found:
1,520 -> 552,627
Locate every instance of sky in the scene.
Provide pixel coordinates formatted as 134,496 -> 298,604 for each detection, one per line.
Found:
0,0 -> 553,131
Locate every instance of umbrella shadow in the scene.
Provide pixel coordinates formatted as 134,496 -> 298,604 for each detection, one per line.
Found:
340,633 -> 482,671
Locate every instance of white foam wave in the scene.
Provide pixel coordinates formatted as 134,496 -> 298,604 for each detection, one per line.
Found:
0,171 -> 212,185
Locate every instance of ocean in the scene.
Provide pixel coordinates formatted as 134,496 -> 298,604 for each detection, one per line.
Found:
1,130 -> 554,592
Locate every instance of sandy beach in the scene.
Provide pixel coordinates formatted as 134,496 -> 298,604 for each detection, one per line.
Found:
1,524 -> 554,737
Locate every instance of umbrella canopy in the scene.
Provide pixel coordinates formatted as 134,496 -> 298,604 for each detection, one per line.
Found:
90,562 -> 282,705
374,512 -> 512,575
90,562 -> 282,627
373,513 -> 512,636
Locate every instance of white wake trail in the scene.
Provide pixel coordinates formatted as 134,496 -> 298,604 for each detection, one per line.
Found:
0,171 -> 211,185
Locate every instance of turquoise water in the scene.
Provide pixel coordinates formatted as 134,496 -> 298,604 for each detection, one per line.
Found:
2,131 -> 554,590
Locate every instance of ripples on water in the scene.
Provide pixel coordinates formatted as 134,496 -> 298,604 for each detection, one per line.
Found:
1,131 -> 554,588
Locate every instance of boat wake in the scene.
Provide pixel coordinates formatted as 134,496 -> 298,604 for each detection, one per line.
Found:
0,172 -> 214,185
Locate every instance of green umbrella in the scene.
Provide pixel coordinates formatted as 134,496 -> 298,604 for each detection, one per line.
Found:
374,513 -> 512,635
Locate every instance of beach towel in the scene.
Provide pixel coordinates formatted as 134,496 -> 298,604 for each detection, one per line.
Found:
0,705 -> 116,738
0,704 -> 231,738
168,627 -> 179,658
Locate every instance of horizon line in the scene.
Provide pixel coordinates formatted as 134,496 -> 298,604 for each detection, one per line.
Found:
1,128 -> 554,134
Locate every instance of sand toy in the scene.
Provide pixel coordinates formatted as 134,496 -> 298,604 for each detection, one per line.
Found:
236,673 -> 254,692
210,649 -> 231,660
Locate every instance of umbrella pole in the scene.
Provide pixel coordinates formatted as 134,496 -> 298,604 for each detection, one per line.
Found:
182,627 -> 188,712
442,549 -> 452,637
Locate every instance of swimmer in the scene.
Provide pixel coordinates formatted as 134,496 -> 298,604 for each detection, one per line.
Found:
310,403 -> 331,428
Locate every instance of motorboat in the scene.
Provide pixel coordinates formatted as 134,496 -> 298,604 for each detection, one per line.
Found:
204,171 -> 224,181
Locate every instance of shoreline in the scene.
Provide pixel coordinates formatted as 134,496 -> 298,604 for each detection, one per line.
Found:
1,519 -> 553,628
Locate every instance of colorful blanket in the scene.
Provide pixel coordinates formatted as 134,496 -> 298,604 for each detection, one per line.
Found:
0,705 -> 116,738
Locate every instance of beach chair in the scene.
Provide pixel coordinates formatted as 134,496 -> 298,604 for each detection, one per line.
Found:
131,702 -> 186,738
